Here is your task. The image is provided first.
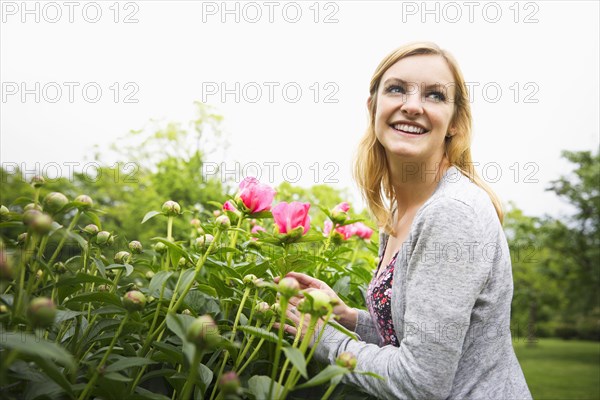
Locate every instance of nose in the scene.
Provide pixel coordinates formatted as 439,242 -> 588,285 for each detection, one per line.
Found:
400,90 -> 423,116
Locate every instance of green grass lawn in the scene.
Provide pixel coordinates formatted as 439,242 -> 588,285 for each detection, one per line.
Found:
513,338 -> 600,399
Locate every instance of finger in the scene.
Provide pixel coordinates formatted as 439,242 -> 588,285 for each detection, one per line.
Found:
285,272 -> 322,289
272,322 -> 298,337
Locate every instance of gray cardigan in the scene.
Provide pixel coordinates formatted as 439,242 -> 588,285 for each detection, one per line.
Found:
313,167 -> 532,399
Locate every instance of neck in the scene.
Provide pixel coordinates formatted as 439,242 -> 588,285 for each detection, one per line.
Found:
389,156 -> 450,216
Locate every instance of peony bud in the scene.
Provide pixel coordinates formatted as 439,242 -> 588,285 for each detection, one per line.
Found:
162,200 -> 181,216
178,257 -> 187,267
330,202 -> 350,224
307,289 -> 332,315
153,242 -> 167,254
277,277 -> 300,298
43,192 -> 69,214
145,271 -> 155,279
74,195 -> 93,209
27,297 -> 56,328
255,301 -> 270,314
96,231 -> 114,246
296,298 -> 311,314
53,262 -> 67,275
17,232 -> 28,246
243,274 -> 258,287
128,240 -> 143,254
271,302 -> 282,314
219,371 -> 242,396
0,205 -> 9,221
31,213 -> 53,234
97,284 -> 110,292
215,215 -> 231,230
190,218 -> 201,228
83,224 -> 99,236
186,315 -> 221,349
336,352 -> 357,371
114,251 -> 131,264
194,234 -> 214,249
181,309 -> 192,316
122,290 -> 146,312
213,209 -> 221,217
24,203 -> 42,212
30,175 -> 45,188
0,304 -> 8,314
22,209 -> 42,226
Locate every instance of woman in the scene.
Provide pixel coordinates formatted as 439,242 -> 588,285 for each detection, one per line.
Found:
282,42 -> 532,399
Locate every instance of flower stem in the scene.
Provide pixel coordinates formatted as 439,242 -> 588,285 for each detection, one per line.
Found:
78,313 -> 129,400
314,232 -> 333,279
236,317 -> 276,375
179,348 -> 203,400
209,286 -> 251,400
321,381 -> 339,400
47,210 -> 81,268
267,297 -> 288,400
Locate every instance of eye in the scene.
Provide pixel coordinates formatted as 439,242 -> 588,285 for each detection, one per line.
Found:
385,84 -> 405,94
426,91 -> 447,102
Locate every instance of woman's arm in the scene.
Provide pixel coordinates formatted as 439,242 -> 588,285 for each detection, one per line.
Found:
313,198 -> 491,399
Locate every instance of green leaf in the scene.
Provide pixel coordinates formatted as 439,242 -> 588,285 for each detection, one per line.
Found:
165,313 -> 196,341
326,320 -> 358,341
151,342 -> 183,365
83,210 -> 102,228
103,372 -> 132,382
132,386 -> 172,400
332,275 -> 351,297
105,357 -> 157,373
196,363 -> 214,389
282,346 -> 308,379
106,263 -> 134,277
56,272 -> 113,288
65,292 -> 124,308
54,309 -> 86,325
148,271 -> 173,297
142,210 -> 161,224
1,332 -> 75,369
36,358 -> 74,395
195,284 -> 217,297
294,365 -> 348,389
247,375 -> 283,400
177,268 -> 196,295
237,326 -> 289,346
67,230 -> 87,249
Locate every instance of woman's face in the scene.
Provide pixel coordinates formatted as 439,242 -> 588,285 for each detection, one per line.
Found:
373,54 -> 456,167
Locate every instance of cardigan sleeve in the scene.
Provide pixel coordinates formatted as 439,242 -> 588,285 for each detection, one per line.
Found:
313,197 -> 492,399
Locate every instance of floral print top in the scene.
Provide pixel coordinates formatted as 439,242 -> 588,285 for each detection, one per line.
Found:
366,244 -> 400,347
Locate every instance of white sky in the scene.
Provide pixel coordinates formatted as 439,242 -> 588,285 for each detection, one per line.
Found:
1,0 -> 599,218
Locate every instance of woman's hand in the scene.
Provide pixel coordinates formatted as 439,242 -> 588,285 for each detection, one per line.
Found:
274,272 -> 358,340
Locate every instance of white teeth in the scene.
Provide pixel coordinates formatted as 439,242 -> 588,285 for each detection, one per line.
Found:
393,123 -> 426,134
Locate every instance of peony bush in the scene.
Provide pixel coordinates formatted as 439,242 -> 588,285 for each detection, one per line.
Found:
0,176 -> 380,400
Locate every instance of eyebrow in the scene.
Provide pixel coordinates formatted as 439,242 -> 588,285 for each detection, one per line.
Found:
382,78 -> 454,91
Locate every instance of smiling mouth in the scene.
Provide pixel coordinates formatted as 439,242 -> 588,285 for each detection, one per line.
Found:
390,123 -> 429,135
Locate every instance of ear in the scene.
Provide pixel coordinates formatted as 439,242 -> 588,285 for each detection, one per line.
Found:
366,96 -> 372,110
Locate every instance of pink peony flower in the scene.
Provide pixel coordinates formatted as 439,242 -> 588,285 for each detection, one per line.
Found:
336,224 -> 356,240
333,202 -> 350,213
223,200 -> 237,212
272,202 -> 311,235
353,222 -> 374,240
323,220 -> 333,236
236,177 -> 276,214
251,225 -> 266,234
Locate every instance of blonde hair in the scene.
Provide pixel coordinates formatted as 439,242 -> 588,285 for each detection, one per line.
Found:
353,42 -> 503,234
